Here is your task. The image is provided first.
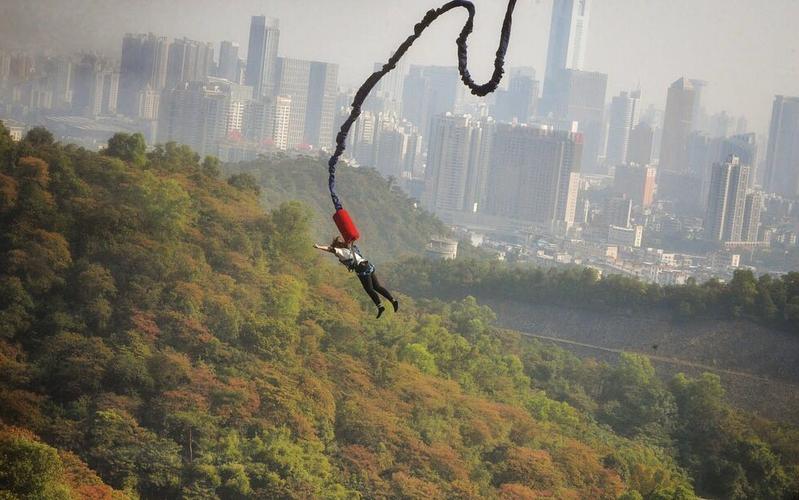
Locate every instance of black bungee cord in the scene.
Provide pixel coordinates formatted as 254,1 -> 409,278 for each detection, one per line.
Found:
328,0 -> 518,241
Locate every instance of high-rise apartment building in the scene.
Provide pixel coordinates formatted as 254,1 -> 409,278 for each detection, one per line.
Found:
605,90 -> 641,166
217,41 -> 240,83
166,38 -> 214,89
158,80 -> 256,156
741,191 -> 763,243
705,156 -> 751,242
764,95 -> 799,197
271,95 -> 292,150
485,124 -> 582,227
245,16 -> 280,99
71,55 -> 118,117
718,133 -> 757,186
118,33 -> 170,116
424,114 -> 489,214
342,109 -> 377,166
137,88 -> 160,121
373,116 -> 410,179
46,57 -> 73,109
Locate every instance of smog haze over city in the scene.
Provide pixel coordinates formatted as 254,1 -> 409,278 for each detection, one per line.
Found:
2,1 -> 799,499
1,0 -> 798,133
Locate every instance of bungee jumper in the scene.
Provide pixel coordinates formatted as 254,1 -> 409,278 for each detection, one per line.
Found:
322,0 -> 518,316
314,237 -> 398,318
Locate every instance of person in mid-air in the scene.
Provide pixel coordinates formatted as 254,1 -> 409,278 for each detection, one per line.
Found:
314,237 -> 398,318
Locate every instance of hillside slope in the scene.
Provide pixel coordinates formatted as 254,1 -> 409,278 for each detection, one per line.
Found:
0,128 -> 712,498
222,155 -> 447,263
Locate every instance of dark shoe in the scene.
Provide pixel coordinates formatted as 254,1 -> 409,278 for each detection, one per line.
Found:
391,299 -> 399,312
376,305 -> 386,319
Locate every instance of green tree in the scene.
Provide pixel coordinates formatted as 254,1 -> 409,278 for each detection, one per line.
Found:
598,353 -> 676,441
0,435 -> 70,499
22,127 -> 54,147
105,133 -> 147,167
227,172 -> 261,195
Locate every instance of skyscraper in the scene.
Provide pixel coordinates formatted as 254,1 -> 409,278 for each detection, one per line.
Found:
689,79 -> 707,132
402,65 -> 459,140
485,124 -> 582,227
166,38 -> 214,90
548,69 -> 607,173
304,61 -> 339,148
627,122 -> 654,165
705,156 -> 750,242
541,0 -> 591,115
217,41 -> 240,83
660,77 -> 697,173
605,90 -> 641,166
118,33 -> 170,117
374,51 -> 408,106
764,95 -> 799,197
494,70 -> 539,124
273,57 -> 311,149
718,133 -> 757,186
245,16 -> 280,99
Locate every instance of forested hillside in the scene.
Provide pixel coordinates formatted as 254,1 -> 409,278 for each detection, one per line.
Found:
0,124 -> 796,499
222,155 -> 447,263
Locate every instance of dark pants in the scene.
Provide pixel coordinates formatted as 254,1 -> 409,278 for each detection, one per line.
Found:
358,271 -> 394,306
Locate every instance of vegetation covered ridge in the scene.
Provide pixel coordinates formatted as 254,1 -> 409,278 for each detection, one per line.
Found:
222,154 -> 447,263
0,125 -> 795,499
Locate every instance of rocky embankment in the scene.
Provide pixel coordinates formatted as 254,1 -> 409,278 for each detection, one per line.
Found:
481,298 -> 799,425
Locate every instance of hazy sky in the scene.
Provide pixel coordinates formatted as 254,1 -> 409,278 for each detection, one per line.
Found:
1,0 -> 798,134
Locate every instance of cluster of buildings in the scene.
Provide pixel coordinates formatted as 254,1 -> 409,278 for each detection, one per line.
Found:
3,0 -> 799,282
0,17 -> 339,160
409,0 -> 799,281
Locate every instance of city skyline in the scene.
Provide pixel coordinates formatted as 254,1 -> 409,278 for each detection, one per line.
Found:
1,0 -> 797,135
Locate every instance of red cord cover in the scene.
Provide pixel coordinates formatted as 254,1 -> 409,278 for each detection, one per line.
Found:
333,209 -> 360,243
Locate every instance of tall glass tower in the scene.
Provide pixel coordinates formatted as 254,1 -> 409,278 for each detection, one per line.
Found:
541,0 -> 591,114
245,16 -> 280,99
